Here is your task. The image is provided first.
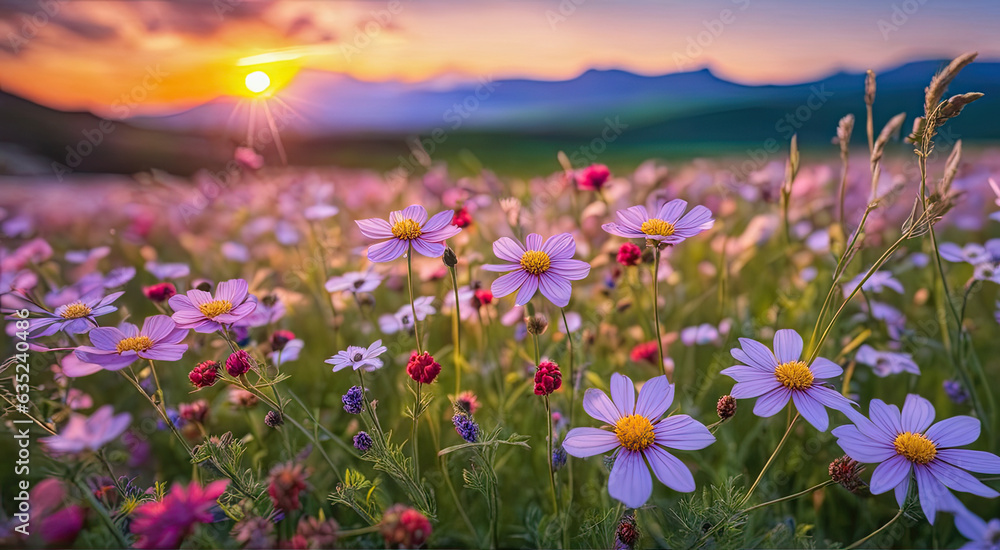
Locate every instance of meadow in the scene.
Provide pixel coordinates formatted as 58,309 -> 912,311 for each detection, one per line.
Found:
2,52 -> 999,549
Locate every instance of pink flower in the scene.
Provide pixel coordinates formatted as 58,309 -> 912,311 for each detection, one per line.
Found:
74,315 -> 189,371
40,405 -> 131,455
575,164 -> 610,191
602,199 -> 714,244
130,480 -> 228,549
356,205 -> 462,262
167,279 -> 257,333
482,233 -> 591,308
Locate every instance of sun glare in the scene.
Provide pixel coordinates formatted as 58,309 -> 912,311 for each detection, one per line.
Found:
245,71 -> 271,94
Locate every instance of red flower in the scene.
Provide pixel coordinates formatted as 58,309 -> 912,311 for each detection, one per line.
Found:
616,242 -> 642,267
226,350 -> 252,377
451,206 -> 472,228
534,360 -> 562,396
575,164 -> 610,191
406,352 -> 441,384
178,400 -> 209,424
270,329 -> 295,351
473,288 -> 493,308
143,282 -> 177,303
381,504 -> 432,549
629,341 -> 659,364
189,361 -> 220,388
268,462 -> 310,513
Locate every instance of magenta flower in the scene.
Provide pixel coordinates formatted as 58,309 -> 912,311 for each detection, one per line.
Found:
26,290 -> 124,337
562,373 -> 715,508
40,405 -> 131,455
168,279 -> 257,333
356,205 -> 462,262
74,315 -> 188,371
833,395 -> 1000,524
602,199 -> 713,244
482,233 -> 591,307
720,329 -> 853,431
130,480 -> 229,549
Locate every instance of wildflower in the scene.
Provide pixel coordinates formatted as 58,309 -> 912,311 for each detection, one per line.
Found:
955,512 -> 1000,550
353,431 -> 373,452
483,233 -> 591,307
40,405 -> 130,455
720,329 -> 854,431
356,204 -> 462,262
563,373 -> 715,507
74,315 -> 188,371
295,516 -> 339,549
143,282 -> 177,303
31,479 -> 85,547
829,455 -> 866,494
235,294 -> 285,328
178,400 -> 209,424
552,445 -> 568,472
326,340 -> 387,372
145,261 -> 190,280
168,278 -> 257,333
452,413 -> 479,443
406,352 -> 441,384
228,387 -> 258,408
832,394 -> 1000,523
451,207 -> 472,228
629,341 -> 659,365
534,360 -> 562,396
680,323 -> 721,346
264,410 -> 283,428
269,337 -> 304,366
526,314 -> 549,335
381,504 -> 432,549
232,515 -> 275,549
616,513 -> 640,549
129,480 -> 228,548
455,391 -> 481,415
268,462 -> 310,512
717,395 -> 737,420
28,290 -> 123,337
342,386 -> 365,414
576,163 -> 610,191
855,345 -> 920,377
270,329 -> 295,351
842,271 -> 904,298
226,350 -> 253,377
472,288 -> 493,308
616,242 -> 642,267
602,199 -> 714,244
378,297 -> 436,333
944,380 -> 970,404
325,267 -> 382,295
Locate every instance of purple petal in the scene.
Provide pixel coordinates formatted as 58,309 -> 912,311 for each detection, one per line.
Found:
720,365 -> 775,383
140,343 -> 188,362
893,476 -> 910,508
583,388 -> 621,425
809,357 -> 843,379
737,338 -> 778,370
869,399 -> 903,438
673,205 -> 714,231
610,372 -> 636,416
752,387 -> 791,417
215,279 -> 248,304
481,263 -> 521,273
772,329 -> 803,363
167,294 -> 195,313
807,385 -> 855,413
730,377 -> 780,399
655,199 -> 688,223
421,225 -> 462,242
524,233 -> 543,251
88,327 -> 125,351
654,415 -> 715,450
562,427 -> 620,457
870,454 -> 912,494
422,210 -> 454,232
214,301 -> 256,323
832,425 -> 897,463
141,315 -> 177,342
927,460 -> 999,498
925,416 -> 981,449
915,465 -> 948,524
538,273 -> 571,308
491,270 -> 529,298
792,391 -> 830,431
411,238 -> 446,258
367,239 -> 407,263
601,223 -> 644,239
186,289 -> 214,307
548,259 -> 591,280
617,206 -> 650,230
900,394 -> 936,434
635,375 -> 673,420
514,275 -> 539,306
541,233 -> 576,260
400,205 -> 428,225
356,218 -> 393,239
645,445 -> 696,492
608,450 -> 653,508
936,449 -> 1000,474
493,237 -> 526,263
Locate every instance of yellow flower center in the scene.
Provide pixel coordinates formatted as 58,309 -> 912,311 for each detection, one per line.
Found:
198,299 -> 234,318
116,335 -> 155,354
774,360 -> 814,390
640,219 -> 676,237
60,302 -> 92,319
614,414 -> 656,452
519,250 -> 551,275
391,218 -> 423,240
894,431 -> 937,465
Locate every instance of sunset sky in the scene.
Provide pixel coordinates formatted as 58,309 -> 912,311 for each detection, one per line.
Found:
1,0 -> 998,117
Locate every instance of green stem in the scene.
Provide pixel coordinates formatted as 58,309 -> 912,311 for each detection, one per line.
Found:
742,412 -> 799,505
412,382 -> 421,480
76,478 -> 129,547
743,479 -> 834,513
406,243 -> 423,355
651,245 -> 667,379
544,395 -> 562,547
440,454 -> 479,544
845,508 -> 904,550
450,264 -> 463,394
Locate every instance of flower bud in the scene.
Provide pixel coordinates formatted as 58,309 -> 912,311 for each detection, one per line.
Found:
717,395 -> 737,420
264,410 -> 284,428
353,431 -> 373,452
616,514 -> 640,549
533,360 -> 562,396
270,329 -> 295,351
829,455 -> 866,494
189,360 -> 220,388
442,247 -> 458,267
143,282 -> 176,303
226,350 -> 252,377
526,314 -> 548,335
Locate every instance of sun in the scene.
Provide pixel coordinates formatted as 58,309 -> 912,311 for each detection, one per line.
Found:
245,71 -> 271,94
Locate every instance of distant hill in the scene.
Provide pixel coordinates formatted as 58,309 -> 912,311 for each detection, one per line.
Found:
1,59 -> 998,177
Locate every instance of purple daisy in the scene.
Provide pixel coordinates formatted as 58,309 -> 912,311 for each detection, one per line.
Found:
27,290 -> 124,337
720,329 -> 853,431
482,233 -> 591,308
832,394 -> 1000,524
602,199 -> 714,244
40,405 -> 131,455
356,205 -> 462,262
74,315 -> 189,371
562,373 -> 715,508
167,279 -> 257,333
